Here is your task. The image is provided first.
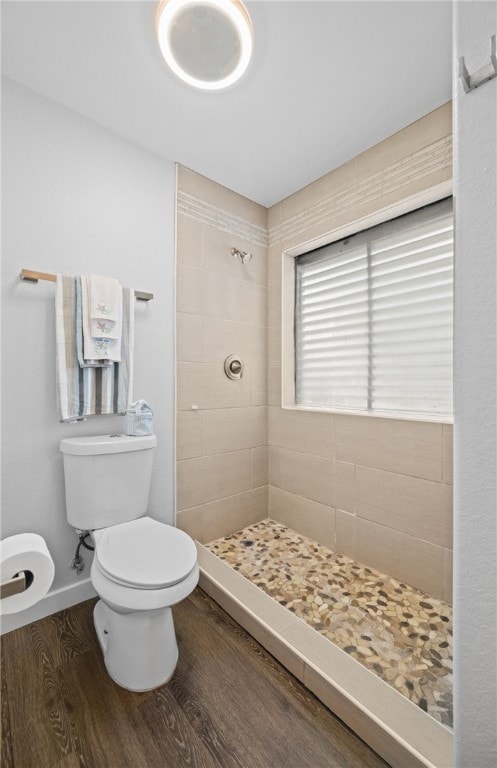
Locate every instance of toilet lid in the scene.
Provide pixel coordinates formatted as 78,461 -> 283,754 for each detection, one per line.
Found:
95,517 -> 197,589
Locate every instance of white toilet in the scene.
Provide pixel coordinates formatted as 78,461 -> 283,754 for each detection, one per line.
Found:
59,433 -> 199,692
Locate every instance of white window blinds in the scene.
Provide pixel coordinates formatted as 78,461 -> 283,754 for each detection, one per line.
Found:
295,197 -> 453,416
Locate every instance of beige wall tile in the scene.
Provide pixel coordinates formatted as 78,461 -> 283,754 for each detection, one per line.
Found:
177,410 -> 201,460
178,165 -> 267,230
267,203 -> 281,233
268,283 -> 282,326
269,486 -> 335,549
279,170 -> 349,224
270,104 -> 451,256
334,460 -> 355,513
267,325 -> 281,367
177,312 -> 202,362
177,263 -> 203,315
443,548 -> 453,605
336,510 -> 445,599
335,415 -> 443,481
269,446 -> 333,506
202,222 -> 267,286
359,171 -> 447,223
176,212 -> 202,266
202,316 -> 267,366
202,270 -> 268,326
203,486 -> 268,541
177,362 -> 251,411
369,102 -> 451,173
250,365 -> 267,406
177,450 -> 251,510
201,407 -> 267,455
268,366 -> 281,406
443,424 -> 453,484
251,446 -> 268,488
268,407 -> 334,457
355,466 -> 452,548
176,505 -> 204,542
268,246 -> 282,287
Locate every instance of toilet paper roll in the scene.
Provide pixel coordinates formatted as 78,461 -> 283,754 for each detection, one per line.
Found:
0,534 -> 55,615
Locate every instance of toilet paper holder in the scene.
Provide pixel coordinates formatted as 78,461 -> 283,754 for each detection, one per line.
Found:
0,571 -> 27,600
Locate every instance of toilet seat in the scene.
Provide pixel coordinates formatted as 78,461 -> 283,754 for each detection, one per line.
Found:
94,516 -> 197,590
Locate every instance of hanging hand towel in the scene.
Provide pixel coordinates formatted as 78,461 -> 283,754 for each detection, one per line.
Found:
89,273 -> 121,321
81,276 -> 122,362
75,277 -> 113,368
55,275 -> 134,422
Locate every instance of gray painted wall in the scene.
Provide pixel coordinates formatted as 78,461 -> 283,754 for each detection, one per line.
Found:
1,79 -> 176,596
453,3 -> 497,765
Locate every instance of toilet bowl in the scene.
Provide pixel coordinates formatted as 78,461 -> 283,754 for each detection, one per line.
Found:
90,516 -> 199,691
59,433 -> 199,692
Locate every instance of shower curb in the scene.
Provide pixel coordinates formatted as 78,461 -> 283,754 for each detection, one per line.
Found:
196,543 -> 452,768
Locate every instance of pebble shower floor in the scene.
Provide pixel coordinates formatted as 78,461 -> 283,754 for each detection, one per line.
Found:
206,519 -> 453,728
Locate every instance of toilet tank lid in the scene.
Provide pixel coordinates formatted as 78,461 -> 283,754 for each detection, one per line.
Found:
59,434 -> 157,455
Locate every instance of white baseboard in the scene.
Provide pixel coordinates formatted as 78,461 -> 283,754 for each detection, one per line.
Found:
0,578 -> 97,635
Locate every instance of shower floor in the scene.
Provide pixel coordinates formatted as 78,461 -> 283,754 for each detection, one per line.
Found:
206,519 -> 453,728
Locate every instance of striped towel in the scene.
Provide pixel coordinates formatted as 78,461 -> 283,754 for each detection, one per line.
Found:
55,275 -> 134,422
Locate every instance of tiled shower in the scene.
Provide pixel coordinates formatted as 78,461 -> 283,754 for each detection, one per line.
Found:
175,103 -> 453,762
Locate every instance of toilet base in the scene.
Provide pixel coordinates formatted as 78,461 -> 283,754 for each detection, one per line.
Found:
93,599 -> 179,692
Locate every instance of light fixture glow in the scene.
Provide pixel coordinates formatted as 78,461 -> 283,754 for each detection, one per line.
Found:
156,0 -> 253,90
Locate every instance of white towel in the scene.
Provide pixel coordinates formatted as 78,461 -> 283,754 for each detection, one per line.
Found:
55,275 -> 134,422
82,276 -> 122,362
89,274 -> 121,321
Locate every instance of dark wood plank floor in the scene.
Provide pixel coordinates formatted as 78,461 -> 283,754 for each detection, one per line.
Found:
1,588 -> 389,768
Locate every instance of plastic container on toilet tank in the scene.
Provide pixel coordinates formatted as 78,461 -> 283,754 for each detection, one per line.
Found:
60,434 -> 157,530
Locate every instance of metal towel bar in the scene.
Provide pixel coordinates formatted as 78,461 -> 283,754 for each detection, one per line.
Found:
20,269 -> 153,301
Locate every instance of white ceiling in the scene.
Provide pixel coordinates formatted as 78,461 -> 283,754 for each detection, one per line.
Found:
1,1 -> 452,207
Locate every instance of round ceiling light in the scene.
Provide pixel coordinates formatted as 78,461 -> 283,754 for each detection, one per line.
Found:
156,0 -> 253,90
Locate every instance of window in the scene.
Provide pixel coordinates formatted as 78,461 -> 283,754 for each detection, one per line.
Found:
295,198 -> 453,417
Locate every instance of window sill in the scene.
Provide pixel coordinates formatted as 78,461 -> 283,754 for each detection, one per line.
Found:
282,403 -> 453,425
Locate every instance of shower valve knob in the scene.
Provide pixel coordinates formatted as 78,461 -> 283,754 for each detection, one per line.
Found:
224,355 -> 244,380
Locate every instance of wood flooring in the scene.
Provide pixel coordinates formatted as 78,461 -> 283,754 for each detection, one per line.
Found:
1,588 -> 389,768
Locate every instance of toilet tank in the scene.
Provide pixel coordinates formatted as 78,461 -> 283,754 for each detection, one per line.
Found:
59,434 -> 157,529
